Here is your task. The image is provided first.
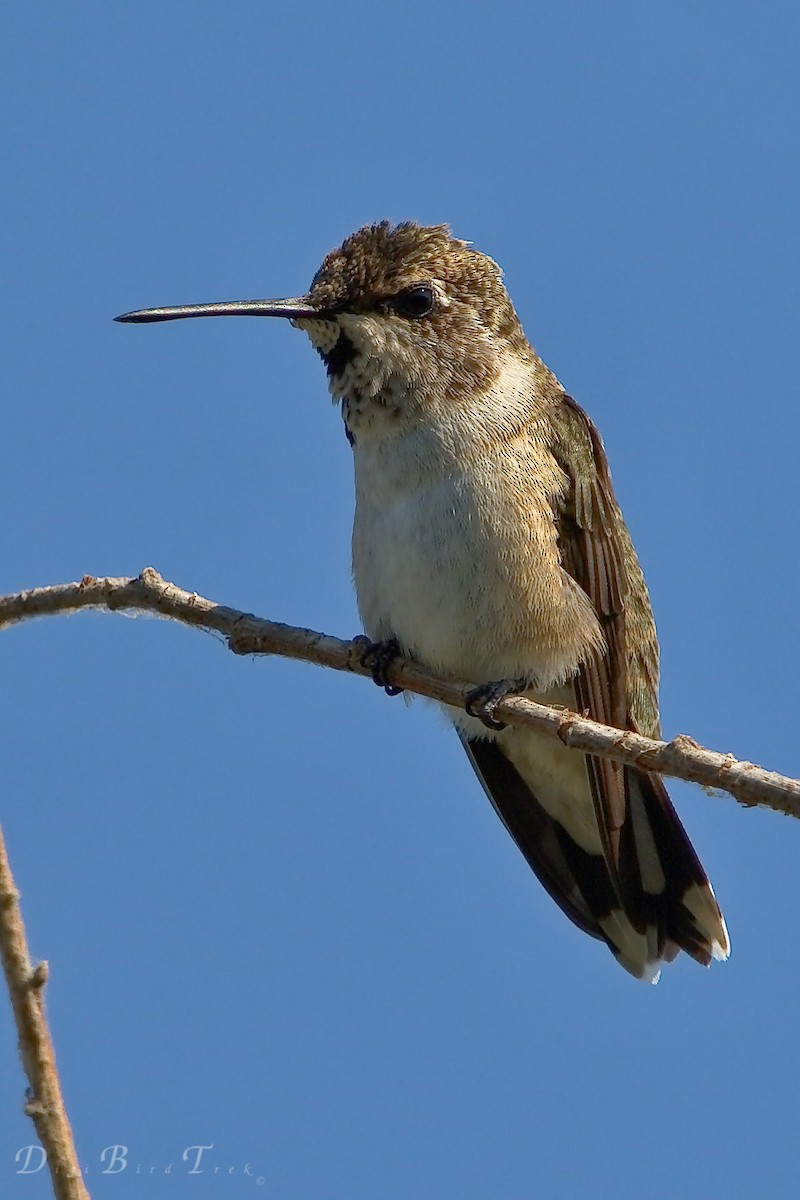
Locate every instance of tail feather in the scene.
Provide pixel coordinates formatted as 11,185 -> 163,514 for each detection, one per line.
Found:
462,735 -> 603,939
632,767 -> 730,966
463,734 -> 728,981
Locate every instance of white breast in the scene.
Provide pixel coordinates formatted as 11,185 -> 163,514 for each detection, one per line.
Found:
349,359 -> 603,690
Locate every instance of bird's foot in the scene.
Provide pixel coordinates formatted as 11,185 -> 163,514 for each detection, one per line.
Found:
465,677 -> 527,731
352,635 -> 404,697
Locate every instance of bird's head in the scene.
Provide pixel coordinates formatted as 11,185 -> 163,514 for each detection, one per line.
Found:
116,221 -> 534,438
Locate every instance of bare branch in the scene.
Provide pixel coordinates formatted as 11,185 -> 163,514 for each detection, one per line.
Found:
2,567 -> 798,819
0,829 -> 90,1200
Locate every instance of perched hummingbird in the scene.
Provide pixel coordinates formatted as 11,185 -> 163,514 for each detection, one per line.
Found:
116,221 -> 729,982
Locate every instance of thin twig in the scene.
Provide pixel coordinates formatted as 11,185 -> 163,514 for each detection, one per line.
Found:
2,567 -> 799,818
0,829 -> 89,1200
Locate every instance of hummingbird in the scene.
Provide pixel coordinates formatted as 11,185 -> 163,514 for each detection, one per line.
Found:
116,220 -> 729,982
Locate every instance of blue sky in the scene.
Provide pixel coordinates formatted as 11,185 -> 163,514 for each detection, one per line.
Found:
2,4 -> 799,1197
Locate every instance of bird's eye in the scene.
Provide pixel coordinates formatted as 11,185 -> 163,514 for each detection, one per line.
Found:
393,284 -> 435,319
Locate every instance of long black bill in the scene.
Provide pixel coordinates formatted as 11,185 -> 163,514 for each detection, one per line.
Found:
114,297 -> 318,324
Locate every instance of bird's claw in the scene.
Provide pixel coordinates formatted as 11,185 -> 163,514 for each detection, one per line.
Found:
352,635 -> 404,696
465,678 -> 526,731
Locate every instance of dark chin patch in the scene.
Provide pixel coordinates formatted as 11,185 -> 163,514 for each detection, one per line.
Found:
319,330 -> 356,380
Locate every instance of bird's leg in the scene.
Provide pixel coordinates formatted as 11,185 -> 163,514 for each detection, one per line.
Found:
465,677 -> 527,731
352,635 -> 404,697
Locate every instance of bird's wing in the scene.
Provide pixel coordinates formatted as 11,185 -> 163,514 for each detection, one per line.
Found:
551,394 -> 635,895
549,395 -> 728,967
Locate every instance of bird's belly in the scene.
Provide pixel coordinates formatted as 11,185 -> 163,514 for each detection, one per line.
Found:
354,488 -> 487,674
352,476 -> 581,688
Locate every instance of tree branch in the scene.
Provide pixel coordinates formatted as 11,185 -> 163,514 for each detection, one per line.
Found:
0,828 -> 90,1200
2,567 -> 798,819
